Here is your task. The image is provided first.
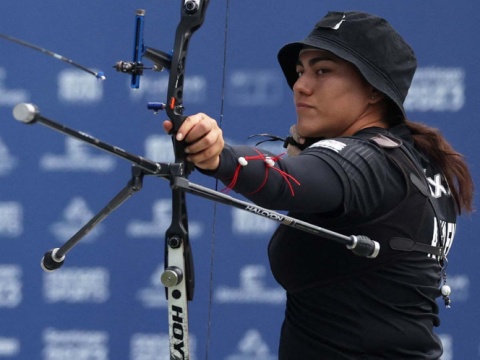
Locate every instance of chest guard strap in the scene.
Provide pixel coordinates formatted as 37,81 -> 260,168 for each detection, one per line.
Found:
369,134 -> 446,258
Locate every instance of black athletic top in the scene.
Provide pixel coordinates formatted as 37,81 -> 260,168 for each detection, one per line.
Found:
205,124 -> 457,359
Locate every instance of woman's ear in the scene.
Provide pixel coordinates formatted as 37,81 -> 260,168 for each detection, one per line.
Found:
368,88 -> 385,104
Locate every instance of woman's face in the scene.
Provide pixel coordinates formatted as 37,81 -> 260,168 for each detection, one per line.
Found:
293,49 -> 378,139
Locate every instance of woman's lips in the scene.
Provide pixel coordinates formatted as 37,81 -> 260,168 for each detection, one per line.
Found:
296,102 -> 315,110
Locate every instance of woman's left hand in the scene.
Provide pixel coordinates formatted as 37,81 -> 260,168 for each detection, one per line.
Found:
163,113 -> 224,171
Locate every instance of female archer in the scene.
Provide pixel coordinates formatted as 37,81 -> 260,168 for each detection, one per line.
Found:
164,11 -> 474,359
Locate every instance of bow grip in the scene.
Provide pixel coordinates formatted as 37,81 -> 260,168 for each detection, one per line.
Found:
169,113 -> 194,174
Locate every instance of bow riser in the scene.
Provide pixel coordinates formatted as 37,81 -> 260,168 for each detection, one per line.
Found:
163,1 -> 210,359
167,0 -> 210,166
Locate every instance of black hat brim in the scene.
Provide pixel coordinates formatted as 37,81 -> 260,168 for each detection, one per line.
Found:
278,36 -> 407,118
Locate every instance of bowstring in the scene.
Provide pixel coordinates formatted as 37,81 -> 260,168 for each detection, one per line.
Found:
204,0 -> 230,358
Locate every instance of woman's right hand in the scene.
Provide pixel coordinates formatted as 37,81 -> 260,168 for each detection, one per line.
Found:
163,113 -> 224,171
286,124 -> 306,157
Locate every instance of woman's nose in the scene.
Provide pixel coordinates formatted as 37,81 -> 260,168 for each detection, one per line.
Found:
293,74 -> 312,95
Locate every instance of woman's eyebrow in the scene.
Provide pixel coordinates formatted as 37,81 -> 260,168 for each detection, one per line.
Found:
296,56 -> 337,67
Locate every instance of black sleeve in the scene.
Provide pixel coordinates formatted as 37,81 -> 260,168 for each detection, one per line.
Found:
203,138 -> 388,215
302,138 -> 389,216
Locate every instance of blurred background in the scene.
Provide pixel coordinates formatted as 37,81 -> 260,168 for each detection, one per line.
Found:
0,0 -> 478,359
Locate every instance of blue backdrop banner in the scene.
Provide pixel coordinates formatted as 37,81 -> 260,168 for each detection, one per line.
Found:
0,1 -> 478,359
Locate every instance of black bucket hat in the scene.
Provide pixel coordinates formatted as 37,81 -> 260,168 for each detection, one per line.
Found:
277,11 -> 417,118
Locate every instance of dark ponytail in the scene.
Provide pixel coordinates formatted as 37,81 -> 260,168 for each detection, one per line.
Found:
404,120 -> 474,214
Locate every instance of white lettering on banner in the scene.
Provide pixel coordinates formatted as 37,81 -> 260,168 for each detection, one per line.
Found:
438,334 -> 453,360
130,333 -> 197,360
446,274 -> 470,302
214,265 -> 285,304
232,208 -> 277,235
40,138 -> 116,172
129,75 -> 206,104
126,199 -> 203,238
130,76 -> 168,101
43,267 -> 110,303
226,329 -> 276,360
405,67 -> 465,112
0,337 -> 20,356
0,265 -> 22,308
136,264 -> 168,308
228,70 -> 283,106
43,328 -> 108,360
0,67 -> 30,107
50,197 -> 104,242
0,202 -> 23,237
0,136 -> 17,176
57,69 -> 103,103
144,135 -> 175,163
